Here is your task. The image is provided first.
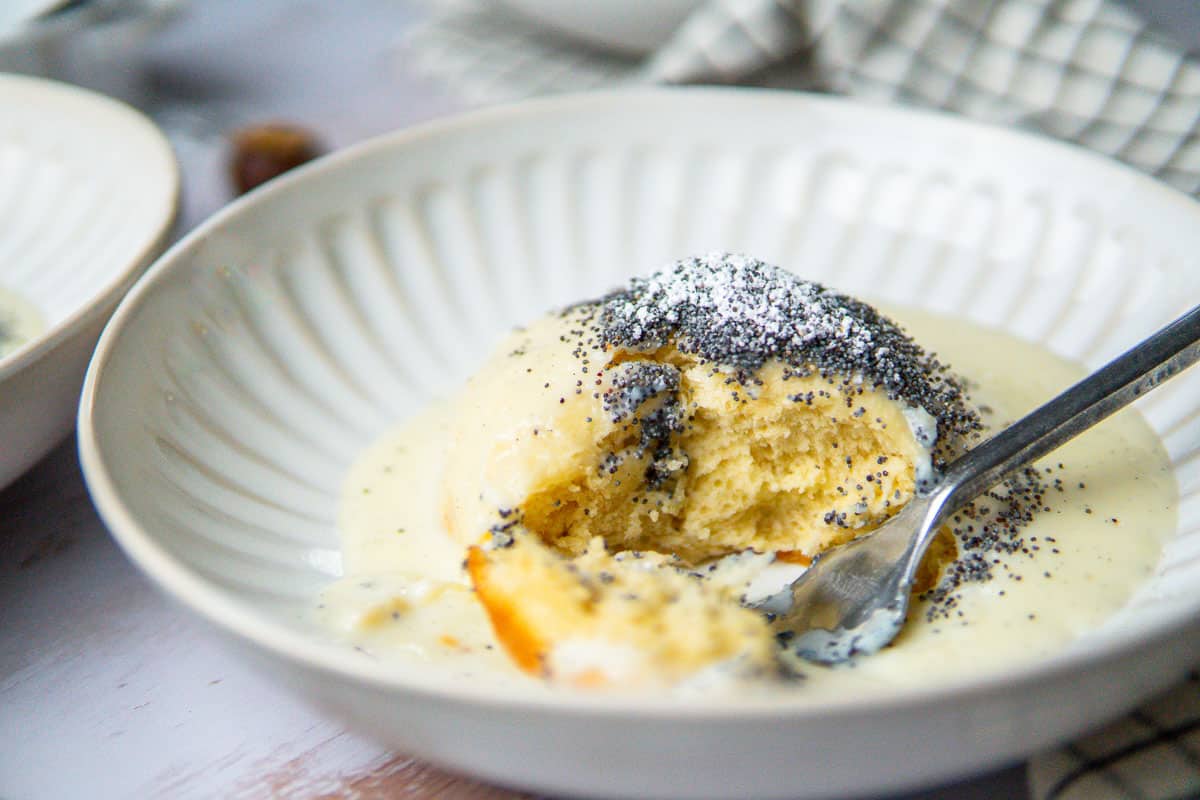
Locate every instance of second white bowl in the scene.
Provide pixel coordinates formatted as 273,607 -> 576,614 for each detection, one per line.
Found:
0,74 -> 177,490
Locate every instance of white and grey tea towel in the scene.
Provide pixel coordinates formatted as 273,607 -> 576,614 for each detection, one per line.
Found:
403,0 -> 1200,196
1028,671 -> 1200,800
400,2 -> 1200,798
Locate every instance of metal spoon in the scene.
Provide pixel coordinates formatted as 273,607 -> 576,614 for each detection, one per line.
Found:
758,304 -> 1200,666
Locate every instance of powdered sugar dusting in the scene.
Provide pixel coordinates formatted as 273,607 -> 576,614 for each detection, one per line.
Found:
602,253 -> 879,368
591,254 -> 980,463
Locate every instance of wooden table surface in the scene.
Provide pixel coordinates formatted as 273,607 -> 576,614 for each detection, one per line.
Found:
0,1 -> 1043,796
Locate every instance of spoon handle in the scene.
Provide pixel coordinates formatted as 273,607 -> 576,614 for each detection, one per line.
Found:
934,305 -> 1200,516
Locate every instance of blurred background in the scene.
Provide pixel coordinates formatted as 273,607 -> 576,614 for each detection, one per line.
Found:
5,0 -> 1199,234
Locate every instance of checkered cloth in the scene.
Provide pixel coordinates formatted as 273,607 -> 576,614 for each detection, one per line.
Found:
403,0 -> 1200,196
400,3 -> 1200,797
1028,672 -> 1200,800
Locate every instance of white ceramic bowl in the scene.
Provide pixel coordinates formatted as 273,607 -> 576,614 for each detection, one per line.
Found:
0,74 -> 177,490
80,89 -> 1200,800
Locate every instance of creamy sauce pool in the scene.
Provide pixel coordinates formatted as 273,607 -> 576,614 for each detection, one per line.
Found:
0,286 -> 44,359
318,309 -> 1177,697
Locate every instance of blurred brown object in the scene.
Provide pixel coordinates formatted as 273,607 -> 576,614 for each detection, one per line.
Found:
229,123 -> 324,195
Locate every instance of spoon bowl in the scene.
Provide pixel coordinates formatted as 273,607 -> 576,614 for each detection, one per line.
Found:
762,495 -> 937,665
